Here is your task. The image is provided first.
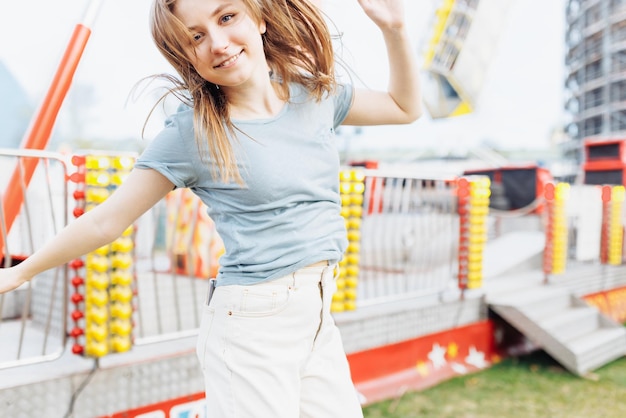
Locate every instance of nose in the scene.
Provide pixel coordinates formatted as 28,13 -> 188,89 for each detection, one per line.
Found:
209,32 -> 229,54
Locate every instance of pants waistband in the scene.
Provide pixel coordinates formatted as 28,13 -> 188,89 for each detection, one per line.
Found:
306,260 -> 330,268
268,262 -> 335,287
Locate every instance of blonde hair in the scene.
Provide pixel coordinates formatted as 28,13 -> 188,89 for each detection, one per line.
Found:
149,0 -> 336,183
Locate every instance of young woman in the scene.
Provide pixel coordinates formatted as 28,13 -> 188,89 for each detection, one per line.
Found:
0,0 -> 421,416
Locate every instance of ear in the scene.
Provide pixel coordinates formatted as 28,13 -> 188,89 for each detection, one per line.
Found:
260,21 -> 266,35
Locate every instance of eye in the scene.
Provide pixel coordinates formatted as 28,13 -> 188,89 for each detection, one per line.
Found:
220,14 -> 234,24
192,33 -> 203,43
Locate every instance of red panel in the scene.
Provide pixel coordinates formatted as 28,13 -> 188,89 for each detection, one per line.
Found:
584,138 -> 626,164
103,392 -> 205,418
347,320 -> 496,383
583,286 -> 626,323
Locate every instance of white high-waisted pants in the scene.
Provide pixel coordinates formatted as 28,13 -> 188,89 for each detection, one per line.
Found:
196,264 -> 364,418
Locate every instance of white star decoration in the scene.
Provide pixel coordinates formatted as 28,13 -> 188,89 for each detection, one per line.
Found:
450,362 -> 468,374
465,345 -> 489,369
427,343 -> 448,370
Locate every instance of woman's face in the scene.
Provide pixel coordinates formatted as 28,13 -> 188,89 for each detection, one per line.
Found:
173,0 -> 267,89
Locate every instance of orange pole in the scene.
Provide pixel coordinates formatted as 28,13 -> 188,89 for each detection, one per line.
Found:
0,1 -> 103,255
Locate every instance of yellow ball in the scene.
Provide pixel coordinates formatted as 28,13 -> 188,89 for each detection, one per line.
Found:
111,237 -> 134,253
350,194 -> 364,205
332,290 -> 345,302
112,156 -> 135,171
351,171 -> 365,182
345,276 -> 359,288
87,255 -> 109,273
110,286 -> 133,303
346,266 -> 359,277
86,171 -> 110,187
111,271 -> 133,286
110,319 -> 132,336
339,170 -> 353,181
111,253 -> 133,269
85,341 -> 108,357
348,218 -> 362,230
86,156 -> 111,170
86,306 -> 108,325
340,182 -> 352,194
86,323 -> 108,342
111,336 -> 132,353
351,182 -> 365,194
347,242 -> 360,254
350,205 -> 363,218
111,172 -> 129,186
93,244 -> 110,256
331,301 -> 345,312
87,272 -> 109,290
110,303 -> 133,319
344,300 -> 357,311
87,289 -> 108,306
346,254 -> 360,265
347,230 -> 361,242
86,188 -> 110,204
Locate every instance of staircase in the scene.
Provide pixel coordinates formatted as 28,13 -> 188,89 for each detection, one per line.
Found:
488,285 -> 626,376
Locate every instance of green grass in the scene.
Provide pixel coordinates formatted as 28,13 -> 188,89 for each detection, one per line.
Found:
362,351 -> 626,418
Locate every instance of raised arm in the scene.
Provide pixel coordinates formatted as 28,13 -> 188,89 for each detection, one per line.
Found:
342,0 -> 423,126
0,168 -> 174,293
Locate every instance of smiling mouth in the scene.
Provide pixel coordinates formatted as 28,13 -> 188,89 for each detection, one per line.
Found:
215,51 -> 242,68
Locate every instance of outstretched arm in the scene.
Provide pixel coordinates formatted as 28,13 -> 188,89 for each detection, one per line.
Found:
343,0 -> 423,126
0,168 -> 174,293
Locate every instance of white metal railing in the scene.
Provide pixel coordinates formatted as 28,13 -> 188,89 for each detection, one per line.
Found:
0,148 -> 69,369
356,170 -> 460,305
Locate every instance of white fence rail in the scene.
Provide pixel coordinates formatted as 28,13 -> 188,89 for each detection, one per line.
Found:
0,149 -> 69,369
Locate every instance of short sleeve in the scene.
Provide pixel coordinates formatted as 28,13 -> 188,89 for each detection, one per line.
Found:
134,108 -> 200,188
333,83 -> 354,128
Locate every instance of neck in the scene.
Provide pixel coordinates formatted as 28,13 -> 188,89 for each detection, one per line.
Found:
224,72 -> 284,120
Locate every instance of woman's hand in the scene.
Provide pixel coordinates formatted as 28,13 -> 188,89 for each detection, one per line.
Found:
357,0 -> 406,31
343,0 -> 422,126
0,266 -> 29,294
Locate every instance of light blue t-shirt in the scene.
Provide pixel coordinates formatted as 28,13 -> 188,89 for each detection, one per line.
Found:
135,83 -> 354,286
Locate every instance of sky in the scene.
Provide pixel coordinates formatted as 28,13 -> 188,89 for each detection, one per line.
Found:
0,0 -> 566,154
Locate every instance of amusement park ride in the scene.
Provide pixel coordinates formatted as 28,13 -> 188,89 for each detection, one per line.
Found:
1,1 -> 626,417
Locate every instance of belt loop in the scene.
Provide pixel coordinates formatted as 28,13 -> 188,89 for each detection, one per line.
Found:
320,263 -> 332,287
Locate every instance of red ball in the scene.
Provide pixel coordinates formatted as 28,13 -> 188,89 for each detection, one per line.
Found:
69,327 -> 84,338
69,259 -> 84,270
71,276 -> 84,287
71,155 -> 86,167
71,310 -> 84,321
71,293 -> 84,304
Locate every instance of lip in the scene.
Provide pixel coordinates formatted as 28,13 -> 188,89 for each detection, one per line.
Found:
214,51 -> 242,69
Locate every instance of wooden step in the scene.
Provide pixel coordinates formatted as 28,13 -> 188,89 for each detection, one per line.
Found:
537,306 -> 600,342
488,289 -> 626,376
